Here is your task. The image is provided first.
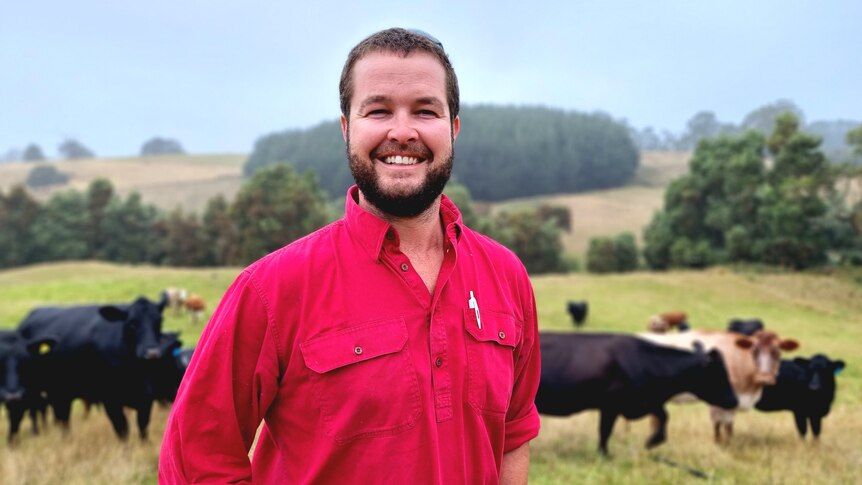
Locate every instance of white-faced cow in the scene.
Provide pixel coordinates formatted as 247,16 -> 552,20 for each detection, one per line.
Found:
161,287 -> 188,317
536,332 -> 738,455
0,330 -> 57,443
639,329 -> 799,444
17,295 -> 167,440
756,354 -> 845,439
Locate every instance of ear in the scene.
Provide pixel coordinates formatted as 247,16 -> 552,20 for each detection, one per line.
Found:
792,357 -> 809,367
778,339 -> 799,352
452,115 -> 460,141
734,336 -> 754,350
833,360 -> 846,374
158,292 -> 169,311
98,305 -> 128,322
27,336 -> 58,355
341,115 -> 349,142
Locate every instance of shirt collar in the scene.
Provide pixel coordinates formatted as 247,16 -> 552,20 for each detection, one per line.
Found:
344,185 -> 463,261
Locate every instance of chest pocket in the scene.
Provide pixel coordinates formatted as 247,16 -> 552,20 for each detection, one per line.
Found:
463,309 -> 519,415
300,318 -> 421,444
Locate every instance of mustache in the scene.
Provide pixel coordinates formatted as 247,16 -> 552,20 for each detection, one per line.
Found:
369,141 -> 433,160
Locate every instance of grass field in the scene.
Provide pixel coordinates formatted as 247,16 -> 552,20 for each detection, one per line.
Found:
1,262 -> 859,484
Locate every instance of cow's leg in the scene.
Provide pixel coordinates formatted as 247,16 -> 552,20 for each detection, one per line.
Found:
7,402 -> 26,444
793,411 -> 808,438
646,407 -> 668,448
103,401 -> 130,440
136,400 -> 154,441
598,410 -> 618,456
809,415 -> 822,439
51,398 -> 72,434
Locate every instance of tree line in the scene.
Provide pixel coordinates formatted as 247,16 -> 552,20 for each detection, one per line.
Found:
628,99 -> 862,165
1,137 -> 186,162
0,163 -> 573,275
243,105 -> 639,202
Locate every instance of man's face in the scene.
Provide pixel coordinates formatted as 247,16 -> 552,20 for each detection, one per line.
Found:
341,51 -> 460,218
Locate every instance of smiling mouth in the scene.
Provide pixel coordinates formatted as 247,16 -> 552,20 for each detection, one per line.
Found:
381,155 -> 422,165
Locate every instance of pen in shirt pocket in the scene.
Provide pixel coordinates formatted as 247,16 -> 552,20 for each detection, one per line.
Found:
468,291 -> 481,329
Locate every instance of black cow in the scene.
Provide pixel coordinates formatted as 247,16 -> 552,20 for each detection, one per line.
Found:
536,332 -> 738,455
755,354 -> 846,439
17,295 -> 167,440
148,332 -> 193,405
0,330 -> 57,443
567,300 -> 589,327
728,318 -> 764,336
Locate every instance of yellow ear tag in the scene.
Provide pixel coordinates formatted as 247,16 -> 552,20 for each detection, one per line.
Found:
39,343 -> 52,354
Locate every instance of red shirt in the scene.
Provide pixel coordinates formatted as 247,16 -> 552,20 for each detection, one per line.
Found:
159,186 -> 541,484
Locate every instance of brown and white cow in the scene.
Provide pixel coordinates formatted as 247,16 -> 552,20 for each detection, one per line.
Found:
647,311 -> 689,333
184,294 -> 206,324
639,329 -> 799,444
161,288 -> 188,317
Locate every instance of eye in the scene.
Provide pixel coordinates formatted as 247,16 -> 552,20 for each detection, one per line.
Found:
366,109 -> 389,117
417,109 -> 438,117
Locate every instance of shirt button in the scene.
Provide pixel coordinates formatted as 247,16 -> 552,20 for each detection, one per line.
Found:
435,357 -> 443,367
498,331 -> 506,340
400,263 -> 409,272
354,346 -> 363,355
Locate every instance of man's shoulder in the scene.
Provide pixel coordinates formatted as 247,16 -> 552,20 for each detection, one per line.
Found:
246,220 -> 345,277
461,226 -> 525,270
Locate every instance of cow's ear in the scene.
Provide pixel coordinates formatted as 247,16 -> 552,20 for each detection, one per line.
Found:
792,357 -> 809,367
734,337 -> 754,349
833,361 -> 846,374
99,305 -> 128,322
778,339 -> 799,352
27,336 -> 58,355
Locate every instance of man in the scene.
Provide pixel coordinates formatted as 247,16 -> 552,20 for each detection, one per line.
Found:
159,27 -> 541,484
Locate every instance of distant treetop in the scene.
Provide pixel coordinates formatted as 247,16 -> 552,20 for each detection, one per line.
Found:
59,138 -> 96,159
141,137 -> 185,156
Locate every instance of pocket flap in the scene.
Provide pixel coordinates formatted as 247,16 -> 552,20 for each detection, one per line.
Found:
464,309 -> 518,348
300,318 -> 408,374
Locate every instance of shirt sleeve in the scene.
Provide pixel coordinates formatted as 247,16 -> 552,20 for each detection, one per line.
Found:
159,270 -> 282,484
503,271 -> 541,453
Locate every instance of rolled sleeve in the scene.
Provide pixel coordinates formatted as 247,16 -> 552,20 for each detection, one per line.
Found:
503,282 -> 541,453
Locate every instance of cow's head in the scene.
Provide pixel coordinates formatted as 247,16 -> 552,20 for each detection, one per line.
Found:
99,296 -> 165,360
0,333 -> 57,402
734,330 -> 799,385
691,345 -> 739,410
794,354 -> 845,392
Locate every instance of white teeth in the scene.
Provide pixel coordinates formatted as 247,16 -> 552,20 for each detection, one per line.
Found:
383,156 -> 419,165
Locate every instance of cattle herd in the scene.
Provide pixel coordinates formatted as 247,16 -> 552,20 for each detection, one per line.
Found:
552,300 -> 847,454
0,292 -> 847,461
0,290 -> 196,444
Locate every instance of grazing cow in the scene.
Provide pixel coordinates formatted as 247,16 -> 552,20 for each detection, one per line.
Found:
647,311 -> 689,333
184,294 -> 206,325
162,287 -> 188,317
640,329 -> 799,444
149,332 -> 193,404
0,330 -> 57,443
566,300 -> 588,327
756,354 -> 845,439
17,295 -> 167,440
728,318 -> 764,336
536,332 -> 738,455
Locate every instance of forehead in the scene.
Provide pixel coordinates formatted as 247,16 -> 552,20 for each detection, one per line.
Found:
350,51 -> 447,104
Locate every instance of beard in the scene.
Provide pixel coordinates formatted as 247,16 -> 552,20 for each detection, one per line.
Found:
347,136 -> 454,218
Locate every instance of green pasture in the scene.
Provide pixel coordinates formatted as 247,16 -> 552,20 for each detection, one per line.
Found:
0,262 -> 860,484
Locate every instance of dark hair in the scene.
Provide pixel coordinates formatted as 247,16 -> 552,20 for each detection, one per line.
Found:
339,27 -> 460,122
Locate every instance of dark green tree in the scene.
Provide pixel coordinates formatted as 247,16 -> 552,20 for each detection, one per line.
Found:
479,208 -> 566,275
232,163 -> 331,263
586,232 -> 638,273
141,137 -> 185,156
85,179 -> 116,258
202,194 -> 240,266
30,191 -> 90,262
161,208 -> 210,267
100,192 -> 162,263
0,185 -> 42,267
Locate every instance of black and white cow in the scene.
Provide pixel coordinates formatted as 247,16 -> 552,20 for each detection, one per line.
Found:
0,330 -> 57,443
755,354 -> 846,439
536,332 -> 738,455
17,295 -> 167,440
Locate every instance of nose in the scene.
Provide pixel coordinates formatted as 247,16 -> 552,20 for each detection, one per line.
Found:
143,347 -> 163,360
2,389 -> 24,401
387,112 -> 418,144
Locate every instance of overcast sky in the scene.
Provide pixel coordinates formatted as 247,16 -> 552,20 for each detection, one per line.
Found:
2,0 -> 860,158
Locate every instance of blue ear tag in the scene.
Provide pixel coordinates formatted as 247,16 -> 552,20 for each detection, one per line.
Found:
834,367 -> 843,375
173,347 -> 182,357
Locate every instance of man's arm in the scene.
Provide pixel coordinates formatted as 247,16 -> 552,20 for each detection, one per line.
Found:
500,442 -> 530,485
